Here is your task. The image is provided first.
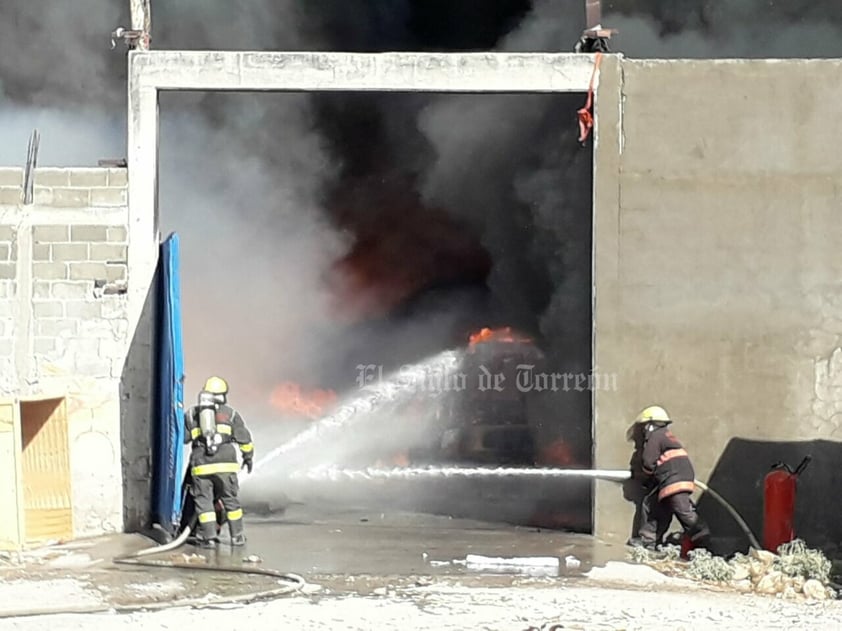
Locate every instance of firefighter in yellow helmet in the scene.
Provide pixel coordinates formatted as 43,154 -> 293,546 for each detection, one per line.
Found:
183,376 -> 254,548
626,405 -> 711,551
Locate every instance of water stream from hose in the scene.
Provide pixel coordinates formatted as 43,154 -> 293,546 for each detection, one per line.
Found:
289,465 -> 633,482
286,465 -> 761,549
243,349 -> 464,484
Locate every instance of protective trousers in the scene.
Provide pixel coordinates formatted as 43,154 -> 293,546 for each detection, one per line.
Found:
639,489 -> 711,547
190,472 -> 244,541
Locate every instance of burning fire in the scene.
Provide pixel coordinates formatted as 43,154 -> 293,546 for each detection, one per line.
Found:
537,440 -> 579,468
269,382 -> 337,420
468,327 -> 532,346
374,451 -> 410,468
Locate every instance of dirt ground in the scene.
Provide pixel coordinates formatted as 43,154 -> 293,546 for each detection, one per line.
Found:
2,580 -> 842,631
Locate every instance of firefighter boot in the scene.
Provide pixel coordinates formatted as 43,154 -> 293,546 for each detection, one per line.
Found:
626,536 -> 659,551
228,512 -> 246,546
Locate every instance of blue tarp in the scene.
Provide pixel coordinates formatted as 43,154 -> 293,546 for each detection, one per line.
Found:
153,232 -> 185,534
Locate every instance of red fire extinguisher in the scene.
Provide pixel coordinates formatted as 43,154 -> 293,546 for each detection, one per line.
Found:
680,533 -> 694,560
763,455 -> 811,553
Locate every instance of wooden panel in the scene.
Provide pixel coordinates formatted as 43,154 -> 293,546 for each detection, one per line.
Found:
23,509 -> 73,543
20,398 -> 73,543
0,401 -> 20,550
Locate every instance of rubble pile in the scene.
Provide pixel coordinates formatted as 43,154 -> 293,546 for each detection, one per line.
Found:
630,539 -> 837,601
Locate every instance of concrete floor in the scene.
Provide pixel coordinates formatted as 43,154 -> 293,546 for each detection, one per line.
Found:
0,505 -> 630,616
190,504 -> 628,588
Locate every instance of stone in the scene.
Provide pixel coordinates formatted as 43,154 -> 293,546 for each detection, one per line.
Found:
52,188 -> 91,207
755,570 -> 785,595
69,262 -> 108,281
106,226 -> 127,242
802,579 -> 828,600
107,169 -> 128,187
750,549 -> 777,564
33,225 -> 69,243
70,225 -> 108,242
782,585 -> 799,600
733,579 -> 753,593
51,244 -> 89,262
731,564 -> 750,581
90,187 -> 127,207
69,170 -> 108,187
33,169 -> 70,187
749,560 -> 769,580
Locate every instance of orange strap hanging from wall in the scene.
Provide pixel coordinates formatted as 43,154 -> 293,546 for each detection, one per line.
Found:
577,52 -> 603,145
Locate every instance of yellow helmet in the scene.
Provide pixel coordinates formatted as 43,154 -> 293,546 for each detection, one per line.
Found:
635,405 -> 671,424
203,376 -> 229,396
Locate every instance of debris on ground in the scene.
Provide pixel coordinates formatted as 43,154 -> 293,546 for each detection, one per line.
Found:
628,538 -> 837,601
464,555 -> 560,577
464,555 -> 560,569
585,560 -> 692,586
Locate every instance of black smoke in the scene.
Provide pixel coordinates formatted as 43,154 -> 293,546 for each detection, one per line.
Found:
2,0 -> 841,428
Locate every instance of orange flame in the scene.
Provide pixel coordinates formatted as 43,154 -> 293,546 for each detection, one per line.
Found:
468,326 -> 532,346
269,382 -> 337,420
537,440 -> 579,468
374,451 -> 410,468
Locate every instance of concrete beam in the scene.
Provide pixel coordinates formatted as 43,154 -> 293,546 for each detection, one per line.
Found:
126,49 -> 606,328
130,51 -> 601,93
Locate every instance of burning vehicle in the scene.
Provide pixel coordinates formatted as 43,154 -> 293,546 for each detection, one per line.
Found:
263,325 -> 582,474
409,327 -> 547,466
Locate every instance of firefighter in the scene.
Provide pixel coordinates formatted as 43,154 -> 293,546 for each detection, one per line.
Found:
184,376 -> 254,548
625,405 -> 711,551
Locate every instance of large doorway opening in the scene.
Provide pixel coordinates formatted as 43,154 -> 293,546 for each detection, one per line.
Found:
157,87 -> 595,530
19,397 -> 72,545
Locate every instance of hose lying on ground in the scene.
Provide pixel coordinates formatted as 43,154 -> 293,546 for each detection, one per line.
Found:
112,519 -> 307,588
0,521 -> 308,619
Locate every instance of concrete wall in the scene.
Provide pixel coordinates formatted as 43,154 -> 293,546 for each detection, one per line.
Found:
0,167 -> 143,538
593,58 -> 842,551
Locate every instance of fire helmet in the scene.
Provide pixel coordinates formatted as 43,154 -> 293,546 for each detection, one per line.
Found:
203,376 -> 229,397
635,405 -> 671,424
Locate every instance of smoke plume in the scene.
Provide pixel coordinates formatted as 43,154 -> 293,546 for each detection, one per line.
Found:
3,0 -> 842,439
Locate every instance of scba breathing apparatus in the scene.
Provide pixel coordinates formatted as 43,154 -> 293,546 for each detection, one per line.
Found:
197,389 -> 225,455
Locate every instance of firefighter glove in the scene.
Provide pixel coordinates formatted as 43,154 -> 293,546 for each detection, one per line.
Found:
242,458 -> 253,474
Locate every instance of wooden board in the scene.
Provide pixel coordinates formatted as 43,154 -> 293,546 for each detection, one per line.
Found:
20,398 -> 73,544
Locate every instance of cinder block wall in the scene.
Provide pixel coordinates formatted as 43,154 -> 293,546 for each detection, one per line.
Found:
0,167 -> 141,538
593,58 -> 842,551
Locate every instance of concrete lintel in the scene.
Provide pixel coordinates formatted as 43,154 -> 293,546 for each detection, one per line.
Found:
130,50 -> 603,93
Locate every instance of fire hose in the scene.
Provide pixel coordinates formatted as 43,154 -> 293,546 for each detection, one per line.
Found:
692,478 -> 761,550
0,515 -> 307,619
111,517 -> 307,594
567,470 -> 763,550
